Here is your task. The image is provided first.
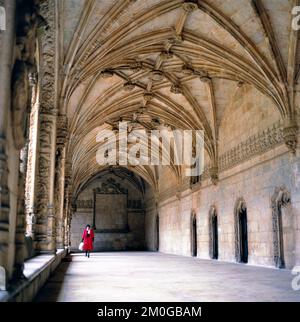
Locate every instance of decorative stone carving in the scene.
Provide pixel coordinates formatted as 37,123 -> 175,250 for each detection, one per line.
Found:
99,69 -> 114,78
35,0 -> 57,253
209,165 -> 218,185
234,198 -> 247,262
56,115 -> 68,150
160,51 -> 173,61
208,120 -> 285,176
181,65 -> 194,75
282,121 -> 298,154
11,0 -> 40,149
182,1 -> 198,12
94,178 -> 128,194
123,81 -> 135,91
151,70 -> 164,81
76,199 -> 93,208
199,75 -> 211,83
170,83 -> 183,94
129,61 -> 142,71
271,186 -> 291,268
143,92 -> 154,101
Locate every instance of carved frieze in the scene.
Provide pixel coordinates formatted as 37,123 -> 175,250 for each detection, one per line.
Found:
94,178 -> 128,195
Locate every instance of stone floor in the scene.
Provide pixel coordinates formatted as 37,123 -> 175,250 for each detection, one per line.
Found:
35,252 -> 300,302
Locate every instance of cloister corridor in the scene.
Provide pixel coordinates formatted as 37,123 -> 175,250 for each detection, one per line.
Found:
35,252 -> 300,302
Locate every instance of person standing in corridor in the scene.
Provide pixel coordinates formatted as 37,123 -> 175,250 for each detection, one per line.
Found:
81,224 -> 94,258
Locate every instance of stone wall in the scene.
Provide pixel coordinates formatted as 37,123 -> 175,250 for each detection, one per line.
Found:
145,138 -> 300,270
70,173 -> 146,251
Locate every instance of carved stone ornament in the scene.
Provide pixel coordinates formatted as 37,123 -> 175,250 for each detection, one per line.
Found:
282,122 -> 298,154
94,178 -> 128,194
182,1 -> 198,12
160,51 -> 173,61
181,65 -> 194,75
11,61 -> 31,149
143,92 -> 154,101
271,186 -> 291,268
209,165 -> 218,185
11,0 -> 40,149
99,69 -> 114,78
151,70 -> 164,82
170,83 -> 183,94
123,81 -> 135,91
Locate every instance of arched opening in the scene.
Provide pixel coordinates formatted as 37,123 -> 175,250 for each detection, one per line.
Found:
239,209 -> 248,263
209,206 -> 218,259
212,215 -> 218,259
191,213 -> 197,257
271,186 -> 294,269
155,215 -> 159,252
234,199 -> 248,263
71,167 -> 150,252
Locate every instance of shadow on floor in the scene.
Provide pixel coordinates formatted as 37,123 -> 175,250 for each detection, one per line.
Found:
34,254 -> 73,302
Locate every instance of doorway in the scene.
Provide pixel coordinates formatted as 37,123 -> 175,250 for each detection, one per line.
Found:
238,208 -> 248,263
212,213 -> 218,259
191,215 -> 197,257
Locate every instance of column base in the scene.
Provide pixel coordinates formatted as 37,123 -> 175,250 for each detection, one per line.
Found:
0,266 -> 7,291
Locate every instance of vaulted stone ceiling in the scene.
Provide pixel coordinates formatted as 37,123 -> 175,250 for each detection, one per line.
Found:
56,0 -> 300,194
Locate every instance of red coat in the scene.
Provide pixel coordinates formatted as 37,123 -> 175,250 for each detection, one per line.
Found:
82,228 -> 94,251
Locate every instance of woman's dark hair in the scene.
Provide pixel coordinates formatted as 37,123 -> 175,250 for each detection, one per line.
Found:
86,224 -> 91,228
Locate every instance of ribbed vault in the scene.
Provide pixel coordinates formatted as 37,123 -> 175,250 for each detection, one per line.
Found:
56,0 -> 300,197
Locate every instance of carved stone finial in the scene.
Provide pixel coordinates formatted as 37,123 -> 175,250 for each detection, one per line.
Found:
282,119 -> 298,154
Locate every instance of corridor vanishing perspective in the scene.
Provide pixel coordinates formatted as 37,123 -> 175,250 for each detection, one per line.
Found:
0,0 -> 300,302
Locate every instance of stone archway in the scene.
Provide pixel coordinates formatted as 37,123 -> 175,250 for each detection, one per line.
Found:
234,198 -> 248,263
209,206 -> 218,260
271,186 -> 292,268
191,211 -> 197,257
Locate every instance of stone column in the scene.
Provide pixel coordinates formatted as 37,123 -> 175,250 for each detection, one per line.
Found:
34,0 -> 58,254
54,116 -> 68,249
63,160 -> 72,249
24,72 -> 38,239
12,144 -> 28,280
55,148 -> 66,249
35,110 -> 58,253
0,0 -> 16,291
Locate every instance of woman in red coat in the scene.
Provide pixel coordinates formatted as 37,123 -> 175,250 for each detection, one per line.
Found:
81,224 -> 94,258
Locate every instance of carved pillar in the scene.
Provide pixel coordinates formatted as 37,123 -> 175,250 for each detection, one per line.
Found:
35,110 -> 58,253
25,72 -> 38,238
63,160 -> 72,248
13,144 -> 28,280
34,0 -> 57,254
54,116 -> 68,249
55,149 -> 65,249
0,0 -> 16,291
283,118 -> 298,154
